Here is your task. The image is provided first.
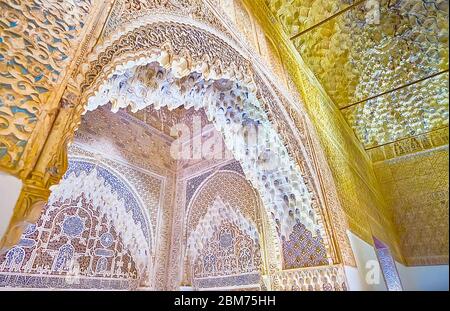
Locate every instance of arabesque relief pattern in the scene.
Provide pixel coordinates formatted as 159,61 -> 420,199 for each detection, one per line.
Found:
374,146 -> 449,266
0,0 -> 93,172
0,158 -> 146,290
242,0 -> 404,262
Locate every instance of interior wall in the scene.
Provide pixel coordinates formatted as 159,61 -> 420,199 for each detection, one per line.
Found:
346,231 -> 450,291
374,146 -> 449,266
396,264 -> 449,291
0,173 -> 22,241
345,231 -> 388,291
241,0 -> 403,261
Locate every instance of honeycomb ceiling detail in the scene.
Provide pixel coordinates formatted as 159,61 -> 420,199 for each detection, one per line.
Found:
343,72 -> 449,148
267,0 -> 449,149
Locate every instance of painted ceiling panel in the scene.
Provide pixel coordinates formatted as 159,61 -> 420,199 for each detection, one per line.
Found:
292,0 -> 448,107
267,0 -> 449,150
342,72 -> 449,148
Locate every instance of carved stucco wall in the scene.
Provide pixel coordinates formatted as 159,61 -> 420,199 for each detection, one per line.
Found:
81,15 -> 344,265
0,0 -> 97,174
72,108 -> 177,290
73,104 -> 281,290
97,0 -> 290,93
244,0 -> 405,260
167,155 -> 338,290
167,158 -> 267,290
1,1 -> 446,293
260,0 -> 449,265
374,146 -> 449,266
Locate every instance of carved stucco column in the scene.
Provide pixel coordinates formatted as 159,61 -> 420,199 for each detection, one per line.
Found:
0,0 -> 114,250
0,89 -> 82,251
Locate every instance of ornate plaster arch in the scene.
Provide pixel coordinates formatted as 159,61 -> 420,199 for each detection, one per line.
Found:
185,171 -> 262,237
185,197 -> 263,290
186,196 -> 260,265
75,18 -> 327,248
179,170 -> 278,288
50,158 -> 153,276
64,156 -> 154,250
1,1 -> 354,272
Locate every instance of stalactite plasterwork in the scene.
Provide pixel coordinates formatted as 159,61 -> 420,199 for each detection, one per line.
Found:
86,62 -> 327,249
0,0 -> 355,290
270,265 -> 348,291
186,197 -> 262,290
0,158 -> 151,290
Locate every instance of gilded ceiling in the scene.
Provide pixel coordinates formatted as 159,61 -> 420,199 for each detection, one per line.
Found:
266,0 -> 449,149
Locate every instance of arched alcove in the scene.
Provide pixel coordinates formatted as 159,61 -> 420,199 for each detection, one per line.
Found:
185,190 -> 263,290
0,158 -> 152,290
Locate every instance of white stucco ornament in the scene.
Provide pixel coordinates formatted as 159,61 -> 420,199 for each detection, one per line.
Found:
87,63 -> 323,239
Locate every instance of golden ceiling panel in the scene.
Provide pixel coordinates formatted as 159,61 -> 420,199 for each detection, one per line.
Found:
343,72 -> 449,149
292,0 -> 448,107
265,0 -> 356,36
268,0 -> 449,150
